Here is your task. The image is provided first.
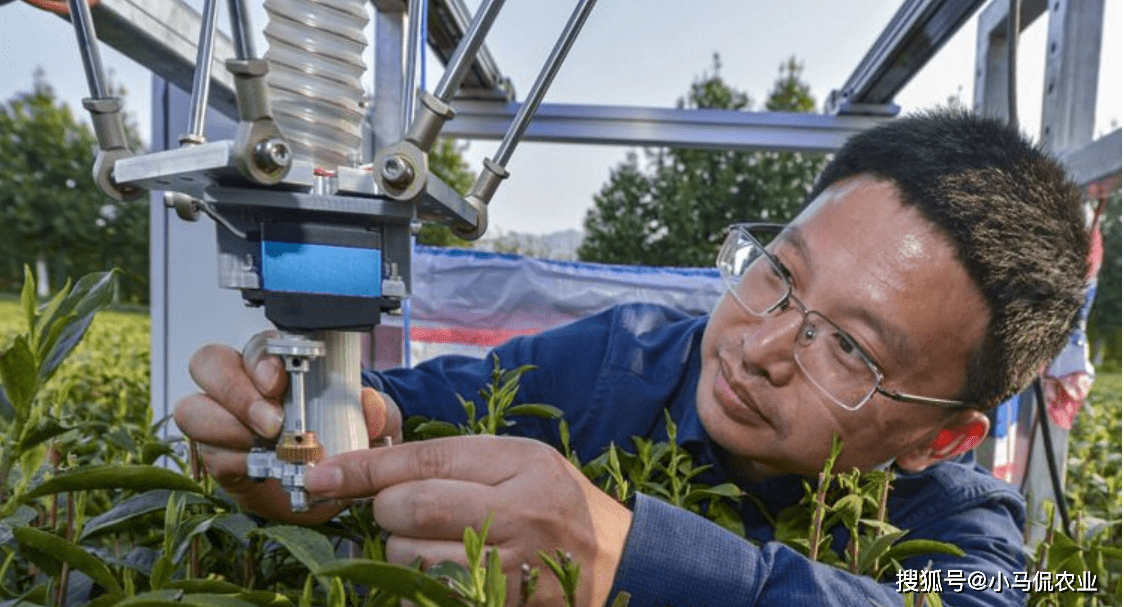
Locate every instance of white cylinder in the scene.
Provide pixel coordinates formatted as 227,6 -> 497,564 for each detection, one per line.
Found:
306,330 -> 367,456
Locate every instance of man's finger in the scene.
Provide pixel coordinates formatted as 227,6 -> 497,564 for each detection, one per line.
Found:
196,443 -> 252,487
174,393 -> 256,451
189,343 -> 283,438
241,330 -> 285,399
361,388 -> 403,444
372,478 -> 506,541
305,435 -> 546,498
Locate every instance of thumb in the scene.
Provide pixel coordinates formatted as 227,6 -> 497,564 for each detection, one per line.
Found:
361,388 -> 403,446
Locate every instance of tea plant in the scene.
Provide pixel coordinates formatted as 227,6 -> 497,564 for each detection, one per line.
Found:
1026,368 -> 1123,607
3,269 -> 1121,607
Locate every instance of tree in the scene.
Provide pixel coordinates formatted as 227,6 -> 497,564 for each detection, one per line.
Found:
417,138 -> 476,247
0,70 -> 149,302
1088,190 -> 1121,365
578,55 -> 827,267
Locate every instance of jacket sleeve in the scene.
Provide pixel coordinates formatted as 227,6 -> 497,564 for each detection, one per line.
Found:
607,494 -> 1027,607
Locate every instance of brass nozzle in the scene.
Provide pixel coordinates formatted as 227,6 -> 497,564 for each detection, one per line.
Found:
275,431 -> 324,464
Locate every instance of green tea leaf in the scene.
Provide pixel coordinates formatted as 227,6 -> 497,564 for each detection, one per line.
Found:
81,490 -> 210,540
316,559 -> 468,607
166,579 -> 247,594
299,573 -> 314,607
690,483 -> 742,499
1045,530 -> 1086,573
881,539 -> 964,564
31,280 -> 68,353
171,515 -> 216,564
1,582 -> 49,607
608,591 -> 632,607
0,384 -> 14,423
484,548 -> 506,607
21,464 -> 204,501
0,336 -> 38,415
855,529 -> 908,575
113,590 -> 261,607
12,526 -> 122,597
830,494 -> 864,529
252,525 -> 337,573
38,270 -> 117,384
20,266 -> 36,336
233,590 -> 298,607
412,420 -> 461,439
150,555 -> 174,590
16,418 -> 71,453
426,560 -> 474,597
504,404 -> 564,419
210,513 -> 260,544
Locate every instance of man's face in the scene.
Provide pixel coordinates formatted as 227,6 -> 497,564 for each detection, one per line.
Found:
697,175 -> 989,481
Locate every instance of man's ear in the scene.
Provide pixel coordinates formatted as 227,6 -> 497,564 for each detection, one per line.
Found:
894,410 -> 990,473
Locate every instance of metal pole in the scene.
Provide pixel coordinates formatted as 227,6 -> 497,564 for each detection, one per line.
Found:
67,0 -> 108,99
432,0 -> 506,101
492,0 -> 597,168
1005,0 -> 1020,130
402,0 -> 425,131
183,0 -> 222,143
227,0 -> 257,59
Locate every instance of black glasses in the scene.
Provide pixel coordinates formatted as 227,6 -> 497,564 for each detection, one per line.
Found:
716,223 -> 972,411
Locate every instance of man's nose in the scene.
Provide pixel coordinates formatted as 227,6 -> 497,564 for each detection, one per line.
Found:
738,304 -> 803,386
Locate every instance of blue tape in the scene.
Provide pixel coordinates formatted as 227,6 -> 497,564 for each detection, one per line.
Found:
262,241 -> 382,298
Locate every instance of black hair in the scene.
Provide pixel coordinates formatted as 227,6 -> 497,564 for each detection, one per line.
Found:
807,109 -> 1089,408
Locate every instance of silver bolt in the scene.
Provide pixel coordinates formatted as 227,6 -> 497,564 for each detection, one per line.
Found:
164,192 -> 201,221
254,138 -> 291,173
380,155 -> 414,188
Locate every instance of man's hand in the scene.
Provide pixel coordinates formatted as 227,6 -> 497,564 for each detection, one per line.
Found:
173,332 -> 402,524
305,435 -> 633,607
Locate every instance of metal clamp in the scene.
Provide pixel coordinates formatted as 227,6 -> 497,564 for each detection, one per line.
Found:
245,335 -> 327,512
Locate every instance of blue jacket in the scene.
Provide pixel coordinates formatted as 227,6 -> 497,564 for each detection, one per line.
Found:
363,303 -> 1027,606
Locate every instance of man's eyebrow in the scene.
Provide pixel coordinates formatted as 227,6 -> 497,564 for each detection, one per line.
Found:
778,225 -> 915,367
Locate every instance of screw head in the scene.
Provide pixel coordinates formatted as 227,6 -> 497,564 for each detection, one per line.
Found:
254,138 -> 291,173
380,155 -> 414,187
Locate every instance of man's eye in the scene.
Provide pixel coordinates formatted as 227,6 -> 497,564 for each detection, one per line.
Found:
833,333 -> 869,366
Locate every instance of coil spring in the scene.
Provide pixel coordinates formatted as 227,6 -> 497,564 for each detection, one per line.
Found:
263,0 -> 368,169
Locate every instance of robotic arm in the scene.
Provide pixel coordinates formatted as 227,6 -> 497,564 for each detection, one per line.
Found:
67,0 -> 597,512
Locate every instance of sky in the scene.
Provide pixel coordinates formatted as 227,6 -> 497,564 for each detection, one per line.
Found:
1,0 -> 1120,236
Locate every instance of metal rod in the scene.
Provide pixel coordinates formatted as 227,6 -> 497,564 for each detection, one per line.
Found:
67,0 -> 108,99
402,0 -> 425,132
1033,378 -> 1072,537
184,0 -> 222,142
492,0 -> 597,168
292,369 -> 307,433
227,0 -> 257,59
432,0 -> 506,102
1005,0 -> 1019,130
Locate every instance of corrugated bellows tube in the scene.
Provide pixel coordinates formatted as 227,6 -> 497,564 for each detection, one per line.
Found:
264,0 -> 368,169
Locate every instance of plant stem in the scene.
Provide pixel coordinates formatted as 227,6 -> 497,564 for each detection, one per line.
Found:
809,471 -> 829,561
871,471 -> 891,576
0,448 -> 16,508
56,491 -> 75,607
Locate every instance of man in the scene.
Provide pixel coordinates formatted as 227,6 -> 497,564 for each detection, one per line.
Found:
176,110 -> 1089,606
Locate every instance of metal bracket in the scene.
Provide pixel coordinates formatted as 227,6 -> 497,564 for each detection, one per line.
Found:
83,97 -> 144,201
228,58 -> 292,185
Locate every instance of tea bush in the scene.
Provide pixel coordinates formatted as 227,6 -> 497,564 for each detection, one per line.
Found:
0,273 -> 1120,606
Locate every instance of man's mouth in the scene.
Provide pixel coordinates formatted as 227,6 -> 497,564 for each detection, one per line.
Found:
714,363 -> 770,427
